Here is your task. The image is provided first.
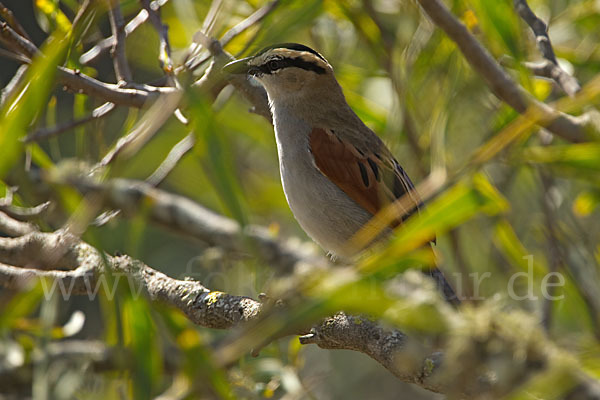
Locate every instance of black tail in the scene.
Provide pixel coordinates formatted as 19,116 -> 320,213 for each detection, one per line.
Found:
420,241 -> 460,306
424,266 -> 461,306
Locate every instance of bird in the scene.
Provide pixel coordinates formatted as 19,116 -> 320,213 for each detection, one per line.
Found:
224,43 -> 458,304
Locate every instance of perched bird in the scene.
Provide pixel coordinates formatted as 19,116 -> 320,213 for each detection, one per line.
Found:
224,43 -> 458,304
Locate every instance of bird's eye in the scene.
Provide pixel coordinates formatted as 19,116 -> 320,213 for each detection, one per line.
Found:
267,60 -> 281,71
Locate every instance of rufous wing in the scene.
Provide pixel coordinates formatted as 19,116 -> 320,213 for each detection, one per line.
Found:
309,127 -> 423,227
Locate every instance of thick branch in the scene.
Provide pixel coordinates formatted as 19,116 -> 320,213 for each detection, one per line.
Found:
65,177 -> 324,274
0,226 -> 445,392
417,0 -> 590,143
1,224 -> 598,397
300,312 -> 445,391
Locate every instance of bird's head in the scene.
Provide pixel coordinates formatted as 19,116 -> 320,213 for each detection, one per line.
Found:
223,43 -> 334,98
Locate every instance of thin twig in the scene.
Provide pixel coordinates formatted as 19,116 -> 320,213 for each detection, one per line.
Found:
514,0 -> 581,96
0,16 -> 174,108
98,90 -> 182,166
220,0 -> 280,46
0,211 -> 37,236
106,0 -> 132,83
417,0 -> 590,143
146,132 -> 195,186
182,0 -> 279,73
0,20 -> 38,58
0,201 -> 51,222
25,102 -> 116,142
0,63 -> 27,108
56,67 -> 176,107
0,2 -> 29,40
141,0 -> 173,76
80,8 -> 149,65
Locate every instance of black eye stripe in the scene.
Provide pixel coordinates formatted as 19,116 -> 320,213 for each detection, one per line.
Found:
253,56 -> 326,75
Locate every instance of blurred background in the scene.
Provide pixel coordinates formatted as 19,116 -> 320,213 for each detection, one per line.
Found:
1,0 -> 600,398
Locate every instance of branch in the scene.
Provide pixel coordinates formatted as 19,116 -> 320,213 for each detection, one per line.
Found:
193,34 -> 271,122
80,8 -> 149,65
299,312 -> 445,391
220,0 -> 280,47
106,0 -> 132,83
56,67 -> 176,108
0,187 -> 51,221
0,63 -> 27,108
0,212 -> 445,393
25,102 -> 116,142
0,216 -> 598,398
141,0 -> 173,75
514,0 -> 581,96
98,90 -> 182,166
416,0 -> 591,143
0,20 -> 37,57
146,132 -> 195,186
0,11 -> 176,108
61,176 -> 325,274
0,211 -> 37,236
0,1 -> 29,40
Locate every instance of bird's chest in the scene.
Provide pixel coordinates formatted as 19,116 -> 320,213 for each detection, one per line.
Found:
272,108 -> 371,257
272,114 -> 327,213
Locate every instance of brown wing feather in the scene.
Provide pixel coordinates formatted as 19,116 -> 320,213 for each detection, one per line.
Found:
309,127 -> 422,226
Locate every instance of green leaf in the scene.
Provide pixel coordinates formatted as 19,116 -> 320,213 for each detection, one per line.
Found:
157,306 -> 235,399
0,282 -> 45,331
122,297 -> 162,400
467,0 -> 523,60
355,173 -> 509,266
0,31 -> 68,178
189,94 -> 248,225
521,143 -> 600,171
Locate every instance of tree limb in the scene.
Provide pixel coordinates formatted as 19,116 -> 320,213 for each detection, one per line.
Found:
0,212 -> 598,398
417,0 -> 592,143
60,176 -> 325,275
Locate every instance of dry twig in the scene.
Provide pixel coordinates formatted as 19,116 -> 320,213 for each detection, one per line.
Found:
146,132 -> 196,186
141,0 -> 173,75
514,0 -> 581,96
25,102 -> 116,143
80,8 -> 150,65
106,0 -> 133,83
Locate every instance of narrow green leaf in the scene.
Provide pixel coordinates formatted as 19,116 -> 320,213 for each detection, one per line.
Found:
522,143 -> 600,171
357,173 -> 509,267
0,31 -> 68,178
122,297 -> 162,400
